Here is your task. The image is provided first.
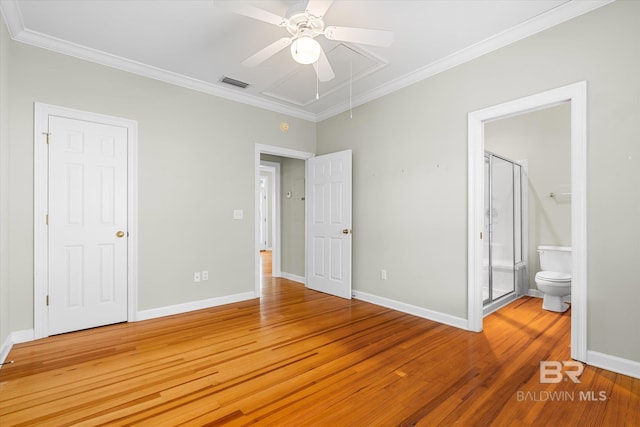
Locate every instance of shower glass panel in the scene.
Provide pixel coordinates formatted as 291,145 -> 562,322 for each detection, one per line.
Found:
484,153 -> 521,306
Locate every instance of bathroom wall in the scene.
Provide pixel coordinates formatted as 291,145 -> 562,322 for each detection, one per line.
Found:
485,103 -> 571,288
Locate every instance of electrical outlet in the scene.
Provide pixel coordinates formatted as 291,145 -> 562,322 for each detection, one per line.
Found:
233,209 -> 243,220
194,272 -> 201,283
202,270 -> 209,281
380,269 -> 387,280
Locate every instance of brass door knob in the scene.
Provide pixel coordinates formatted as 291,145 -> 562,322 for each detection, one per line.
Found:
116,231 -> 125,238
342,229 -> 351,235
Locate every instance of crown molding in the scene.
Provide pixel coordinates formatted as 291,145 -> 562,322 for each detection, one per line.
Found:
0,0 -> 23,38
314,0 -> 615,122
0,0 -> 316,121
1,0 -> 614,123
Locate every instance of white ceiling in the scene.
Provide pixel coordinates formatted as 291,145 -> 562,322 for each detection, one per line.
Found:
0,0 -> 611,121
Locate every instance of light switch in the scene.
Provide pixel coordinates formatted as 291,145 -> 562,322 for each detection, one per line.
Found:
233,209 -> 243,220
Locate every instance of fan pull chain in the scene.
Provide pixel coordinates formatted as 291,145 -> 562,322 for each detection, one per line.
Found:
316,62 -> 320,100
349,60 -> 353,119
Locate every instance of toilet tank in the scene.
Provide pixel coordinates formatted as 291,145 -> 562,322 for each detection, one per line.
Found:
537,246 -> 572,273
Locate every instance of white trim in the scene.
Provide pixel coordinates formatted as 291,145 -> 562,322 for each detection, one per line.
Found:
1,0 -> 612,122
136,292 -> 257,321
314,1 -> 613,121
0,0 -> 24,38
527,289 -> 544,298
10,329 -> 33,343
587,351 -> 640,380
34,103 -> 139,338
0,0 -> 314,122
467,81 -> 587,362
0,329 -> 35,367
354,291 -> 468,330
260,161 -> 281,277
281,272 -> 306,285
254,144 -> 314,297
0,334 -> 11,366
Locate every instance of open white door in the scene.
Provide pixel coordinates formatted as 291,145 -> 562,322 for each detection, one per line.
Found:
306,150 -> 352,299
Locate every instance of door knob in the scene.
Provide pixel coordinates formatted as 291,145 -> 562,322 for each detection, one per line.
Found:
116,231 -> 125,238
342,229 -> 351,235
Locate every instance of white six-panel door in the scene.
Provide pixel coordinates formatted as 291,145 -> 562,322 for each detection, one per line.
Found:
48,116 -> 129,335
306,150 -> 352,299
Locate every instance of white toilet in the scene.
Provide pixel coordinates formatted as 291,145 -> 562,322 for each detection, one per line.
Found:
535,246 -> 572,312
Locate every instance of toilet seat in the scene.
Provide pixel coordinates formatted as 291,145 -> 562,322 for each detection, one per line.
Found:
535,271 -> 571,283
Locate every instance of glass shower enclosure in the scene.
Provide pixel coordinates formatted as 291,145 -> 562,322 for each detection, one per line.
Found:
483,152 -> 523,314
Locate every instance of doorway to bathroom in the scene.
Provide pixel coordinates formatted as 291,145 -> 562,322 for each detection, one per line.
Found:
483,152 -> 526,316
467,81 -> 587,362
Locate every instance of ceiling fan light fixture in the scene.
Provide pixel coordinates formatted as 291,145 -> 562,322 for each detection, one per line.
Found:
290,36 -> 321,64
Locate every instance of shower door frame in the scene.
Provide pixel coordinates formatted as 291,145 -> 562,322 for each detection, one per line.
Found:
483,151 -> 522,311
467,81 -> 587,363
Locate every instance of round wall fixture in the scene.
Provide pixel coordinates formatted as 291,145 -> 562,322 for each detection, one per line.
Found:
280,122 -> 289,133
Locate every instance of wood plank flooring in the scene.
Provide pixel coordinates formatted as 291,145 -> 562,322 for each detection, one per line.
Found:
1,251 -> 638,426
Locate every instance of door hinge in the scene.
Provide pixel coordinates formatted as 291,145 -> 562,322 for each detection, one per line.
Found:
480,232 -> 483,239
42,132 -> 50,144
46,295 -> 49,306
46,214 -> 49,225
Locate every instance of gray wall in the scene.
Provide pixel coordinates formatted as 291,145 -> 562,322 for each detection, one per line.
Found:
485,103 -> 571,288
2,26 -> 316,332
280,157 -> 305,277
0,17 -> 10,346
317,2 -> 640,362
2,1 -> 639,366
260,154 -> 306,278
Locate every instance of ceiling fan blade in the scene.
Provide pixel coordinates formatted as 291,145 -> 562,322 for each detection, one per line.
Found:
305,0 -> 334,18
242,38 -> 292,67
222,3 -> 288,27
313,47 -> 335,82
324,26 -> 394,47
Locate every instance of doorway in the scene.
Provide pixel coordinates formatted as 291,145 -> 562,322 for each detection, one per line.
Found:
467,82 -> 587,362
254,145 -> 353,300
34,103 -> 138,339
258,164 -> 277,253
254,145 -> 313,295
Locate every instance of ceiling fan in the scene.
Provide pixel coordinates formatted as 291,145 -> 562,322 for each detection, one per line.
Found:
224,0 -> 394,82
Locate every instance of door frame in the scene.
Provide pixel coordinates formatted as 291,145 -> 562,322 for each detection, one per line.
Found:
34,103 -> 138,339
467,81 -> 587,362
254,144 -> 313,295
259,162 -> 280,272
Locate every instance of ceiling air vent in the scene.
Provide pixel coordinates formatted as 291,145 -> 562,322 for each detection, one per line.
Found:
220,76 -> 250,89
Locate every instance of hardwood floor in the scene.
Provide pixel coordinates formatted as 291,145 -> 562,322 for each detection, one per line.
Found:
1,252 -> 638,426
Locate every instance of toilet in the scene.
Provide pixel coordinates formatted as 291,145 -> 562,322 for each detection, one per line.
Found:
535,246 -> 572,312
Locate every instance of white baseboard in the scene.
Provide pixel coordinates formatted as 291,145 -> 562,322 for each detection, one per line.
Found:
0,329 -> 35,367
137,292 -> 257,321
353,290 -> 468,330
527,289 -> 544,298
281,272 -> 305,284
588,350 -> 640,380
0,335 -> 12,366
527,289 -> 572,303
